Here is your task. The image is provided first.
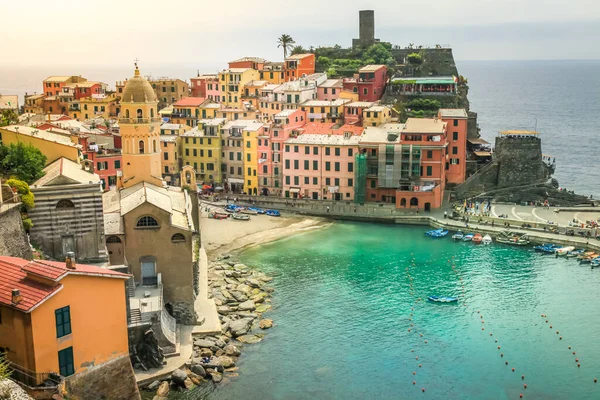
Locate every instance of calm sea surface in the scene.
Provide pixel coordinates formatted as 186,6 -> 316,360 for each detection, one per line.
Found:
176,222 -> 600,400
1,60 -> 597,196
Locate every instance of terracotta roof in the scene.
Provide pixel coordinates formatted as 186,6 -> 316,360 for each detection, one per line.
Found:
173,97 -> 206,107
0,257 -> 128,313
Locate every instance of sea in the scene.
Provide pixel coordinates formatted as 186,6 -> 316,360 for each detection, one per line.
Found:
1,60 -> 597,197
177,222 -> 600,399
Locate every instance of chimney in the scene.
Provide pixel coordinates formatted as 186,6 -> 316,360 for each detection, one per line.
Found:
12,289 -> 22,305
65,252 -> 76,269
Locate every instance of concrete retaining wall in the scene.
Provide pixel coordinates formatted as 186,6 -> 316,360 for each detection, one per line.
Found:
0,203 -> 32,259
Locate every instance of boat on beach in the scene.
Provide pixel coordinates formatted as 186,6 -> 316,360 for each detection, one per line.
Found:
463,233 -> 474,241
247,206 -> 266,214
496,231 -> 530,246
240,208 -> 258,215
232,213 -> 250,221
472,233 -> 483,244
452,231 -> 464,241
209,211 -> 230,220
555,246 -> 575,256
266,209 -> 281,217
428,295 -> 458,303
482,234 -> 492,245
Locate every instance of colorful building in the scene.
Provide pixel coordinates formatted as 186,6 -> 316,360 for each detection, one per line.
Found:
259,62 -> 285,84
218,68 -> 260,108
389,76 -> 458,96
284,53 -> 315,82
317,79 -> 343,101
300,99 -> 350,124
76,94 -> 119,121
220,119 -> 264,194
282,133 -> 360,200
356,65 -> 387,102
363,105 -> 393,127
23,94 -> 45,114
0,125 -> 81,164
116,78 -> 189,110
228,57 -> 267,70
181,125 -> 223,184
344,101 -> 376,125
439,109 -> 468,184
0,256 -> 129,383
171,97 -> 207,127
43,76 -> 88,97
190,75 -> 220,101
160,135 -> 181,185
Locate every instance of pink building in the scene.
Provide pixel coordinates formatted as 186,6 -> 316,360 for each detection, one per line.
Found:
344,101 -> 376,125
357,65 -> 387,102
282,133 -> 360,200
316,79 -> 343,101
190,75 -> 221,101
258,109 -> 306,196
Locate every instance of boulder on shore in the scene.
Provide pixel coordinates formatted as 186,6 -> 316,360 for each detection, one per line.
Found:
156,381 -> 170,397
238,300 -> 256,311
215,356 -> 236,368
259,319 -> 273,329
194,339 -> 215,348
229,318 -> 253,336
171,369 -> 188,386
237,334 -> 264,344
224,344 -> 241,356
191,364 -> 207,377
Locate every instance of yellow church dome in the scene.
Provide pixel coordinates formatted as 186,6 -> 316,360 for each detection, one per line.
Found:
122,66 -> 156,103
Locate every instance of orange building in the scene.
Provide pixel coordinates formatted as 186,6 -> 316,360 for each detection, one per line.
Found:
284,54 -> 315,82
0,256 -> 129,385
439,109 -> 468,184
43,76 -> 87,97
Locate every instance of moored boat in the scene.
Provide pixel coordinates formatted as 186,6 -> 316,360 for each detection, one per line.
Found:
556,246 -> 575,256
482,234 -> 492,245
426,229 -> 443,236
577,251 -> 596,260
580,253 -> 598,263
591,257 -> 600,268
247,206 -> 266,214
463,233 -> 474,241
496,231 -> 530,246
472,233 -> 483,244
452,231 -> 464,241
566,249 -> 586,258
430,230 -> 449,238
232,213 -> 250,221
266,209 -> 281,217
428,295 -> 458,303
240,208 -> 258,215
209,211 -> 229,220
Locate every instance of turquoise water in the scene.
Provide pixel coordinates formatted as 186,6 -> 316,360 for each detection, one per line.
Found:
190,222 -> 600,399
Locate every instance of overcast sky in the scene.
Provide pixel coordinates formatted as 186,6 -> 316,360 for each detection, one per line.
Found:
3,0 -> 600,68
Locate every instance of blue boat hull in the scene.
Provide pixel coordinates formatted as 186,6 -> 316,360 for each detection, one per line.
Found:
428,296 -> 458,303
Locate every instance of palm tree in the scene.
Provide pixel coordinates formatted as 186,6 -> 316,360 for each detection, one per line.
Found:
277,34 -> 295,59
290,45 -> 307,56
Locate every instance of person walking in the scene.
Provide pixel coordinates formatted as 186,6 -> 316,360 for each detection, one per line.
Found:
326,206 -> 330,213
444,210 -> 448,219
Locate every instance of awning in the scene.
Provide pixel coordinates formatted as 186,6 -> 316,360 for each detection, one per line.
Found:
473,151 -> 492,157
289,187 -> 301,193
228,178 -> 244,184
468,138 -> 490,145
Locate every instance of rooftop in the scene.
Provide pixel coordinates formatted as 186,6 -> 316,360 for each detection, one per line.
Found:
286,53 -> 313,60
346,101 -> 376,108
403,118 -> 446,134
173,97 -> 206,107
285,133 -> 362,146
439,108 -> 468,118
360,125 -> 403,144
33,157 -> 100,187
222,119 -> 264,132
365,105 -> 389,112
0,125 -> 79,148
274,109 -> 298,118
359,64 -> 386,72
44,76 -> 80,83
197,118 -> 227,126
318,79 -> 343,88
300,99 -> 351,107
500,130 -> 539,135
230,57 -> 268,64
299,123 -> 364,136
244,80 -> 268,87
160,135 -> 179,143
0,256 -> 128,313
160,123 -> 185,130
222,68 -> 251,74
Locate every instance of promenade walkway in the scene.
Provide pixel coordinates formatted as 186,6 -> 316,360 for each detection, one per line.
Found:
192,247 -> 222,336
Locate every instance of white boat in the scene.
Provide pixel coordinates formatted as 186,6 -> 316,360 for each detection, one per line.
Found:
482,234 -> 492,245
452,231 -> 464,241
556,246 -> 575,256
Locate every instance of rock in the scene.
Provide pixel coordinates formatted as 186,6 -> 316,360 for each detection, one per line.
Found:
171,369 -> 188,386
183,377 -> 194,390
227,372 -> 240,378
255,304 -> 272,313
221,320 -> 230,333
227,261 -> 236,266
225,366 -> 239,372
259,319 -> 273,329
224,344 -> 241,356
236,284 -> 252,294
222,254 -> 231,259
250,292 -> 267,303
194,339 -> 215,348
251,288 -> 261,295
220,289 -> 233,299
210,345 -> 220,353
229,318 -> 253,336
215,349 -> 224,357
190,375 -> 204,385
191,364 -> 206,377
247,278 -> 262,288
235,312 -> 258,319
231,291 -> 248,302
259,276 -> 273,282
218,335 -> 230,343
238,300 -> 256,311
199,349 -> 213,358
214,298 -> 224,306
237,334 -> 264,344
217,306 -> 231,315
156,381 -> 170,397
214,339 -> 226,348
191,357 -> 204,365
215,356 -> 236,368
234,263 -> 247,269
211,372 -> 223,383
147,380 -> 161,391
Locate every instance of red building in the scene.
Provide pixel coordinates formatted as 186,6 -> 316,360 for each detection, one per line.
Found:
79,136 -> 122,191
356,65 -> 387,102
190,75 -> 218,98
439,109 -> 468,185
228,57 -> 267,70
284,54 -> 315,82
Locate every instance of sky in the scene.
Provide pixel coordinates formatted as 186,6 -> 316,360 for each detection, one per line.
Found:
2,0 -> 600,69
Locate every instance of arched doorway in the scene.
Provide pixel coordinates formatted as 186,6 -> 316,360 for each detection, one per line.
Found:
106,235 -> 124,265
410,197 -> 419,207
400,198 -> 407,207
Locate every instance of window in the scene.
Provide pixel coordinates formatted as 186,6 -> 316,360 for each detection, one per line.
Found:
114,160 -> 121,169
325,178 -> 331,185
263,165 -> 268,173
348,148 -> 353,157
285,145 -> 290,152
56,199 -> 75,209
313,177 -> 318,185
453,119 -> 459,127
136,216 -> 159,228
453,132 -> 459,141
274,167 -> 279,175
304,177 -> 309,184
313,146 -> 318,155
285,176 -> 290,184
294,145 -> 299,153
348,162 -> 354,172
208,150 -> 213,157
247,154 -> 251,162
185,149 -> 189,156
247,168 -> 252,176
58,347 -> 75,377
171,233 -> 186,242
305,146 -> 310,154
304,160 -> 309,170
451,158 -> 460,165
452,147 -> 458,155
335,178 -> 340,186
55,306 -> 72,338
427,150 -> 433,159
108,176 -> 117,186
193,149 -> 197,157
313,160 -> 318,170
335,148 -> 340,156
325,162 -> 331,171
363,88 -> 368,95
294,176 -> 299,185
139,140 -> 145,154
348,178 -> 353,187
334,162 -> 340,172
285,160 -> 290,169
370,179 -> 376,188
163,152 -> 169,160
164,166 -> 169,173
325,147 -> 330,156
426,166 -> 433,176
294,160 -> 299,169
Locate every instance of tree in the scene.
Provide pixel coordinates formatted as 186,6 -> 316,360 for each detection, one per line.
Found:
0,143 -> 47,183
277,34 -> 295,59
363,44 -> 394,65
0,352 -> 10,380
0,109 -> 18,127
407,53 -> 423,65
290,45 -> 307,56
6,178 -> 35,209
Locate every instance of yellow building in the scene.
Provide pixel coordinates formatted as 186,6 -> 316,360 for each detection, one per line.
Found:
76,94 -> 119,120
23,94 -> 45,114
0,256 -> 129,383
242,80 -> 268,109
259,62 -> 285,84
160,123 -> 189,136
363,105 -> 393,127
0,125 -> 81,164
180,124 -> 223,184
160,135 -> 180,184
218,68 -> 260,108
299,99 -> 351,124
198,100 -> 221,119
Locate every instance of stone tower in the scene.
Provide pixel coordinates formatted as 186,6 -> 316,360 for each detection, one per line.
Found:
353,10 -> 378,48
118,65 -> 163,189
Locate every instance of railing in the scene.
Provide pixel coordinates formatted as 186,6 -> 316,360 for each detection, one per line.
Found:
7,361 -> 61,388
158,274 -> 177,346
117,117 -> 163,124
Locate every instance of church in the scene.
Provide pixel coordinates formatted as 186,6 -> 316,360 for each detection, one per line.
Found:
103,65 -> 198,323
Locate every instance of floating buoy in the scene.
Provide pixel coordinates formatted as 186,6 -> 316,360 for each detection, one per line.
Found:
498,346 -> 501,349
546,320 -> 548,323
419,364 -> 422,368
568,346 -> 571,349
480,315 -> 483,319
422,388 -> 425,393
520,394 -> 523,398
420,334 -> 423,337
578,363 -> 581,368
573,352 -> 576,355
556,331 -> 559,334
490,333 -> 493,336
522,375 -> 525,380
512,368 -> 515,372
477,310 -> 480,313
501,353 -> 504,357
416,356 -> 419,360
495,339 -> 498,343
524,384 -> 527,389
550,325 -> 553,328
424,340 -> 428,344
560,336 -> 562,340
408,329 -> 411,332
576,358 -> 579,362
413,371 -> 416,375
505,361 -> 508,365
482,321 -> 485,324
413,381 -> 416,385
482,327 -> 485,331
411,349 -> 414,352
594,378 -> 597,383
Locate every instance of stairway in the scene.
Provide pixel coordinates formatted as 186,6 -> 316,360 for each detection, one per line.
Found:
127,277 -> 136,298
129,308 -> 142,325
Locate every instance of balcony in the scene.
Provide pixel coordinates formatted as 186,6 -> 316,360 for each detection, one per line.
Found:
118,117 -> 163,124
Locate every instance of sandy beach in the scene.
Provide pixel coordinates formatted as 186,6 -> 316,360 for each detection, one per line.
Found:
199,203 -> 330,258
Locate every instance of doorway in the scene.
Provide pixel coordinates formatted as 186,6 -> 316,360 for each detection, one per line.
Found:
141,259 -> 157,286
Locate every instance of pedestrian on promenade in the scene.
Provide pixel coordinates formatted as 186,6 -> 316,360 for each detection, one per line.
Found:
327,206 -> 330,213
416,208 -> 419,215
444,210 -> 447,219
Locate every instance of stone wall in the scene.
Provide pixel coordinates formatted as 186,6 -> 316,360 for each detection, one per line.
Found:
495,136 -> 548,188
63,356 -> 141,400
0,204 -> 33,260
452,162 -> 499,199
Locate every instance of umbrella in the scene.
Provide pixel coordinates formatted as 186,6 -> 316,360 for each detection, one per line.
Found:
214,186 -> 224,191
202,184 -> 212,190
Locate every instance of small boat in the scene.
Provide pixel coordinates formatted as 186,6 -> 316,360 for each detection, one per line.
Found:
247,206 -> 266,214
482,234 -> 492,245
240,208 -> 258,215
224,204 -> 243,213
232,213 -> 250,221
430,230 -> 449,238
580,253 -> 598,263
209,211 -> 229,220
496,231 -> 530,246
265,209 -> 281,217
463,233 -> 474,242
566,249 -> 586,258
425,229 -> 443,236
556,246 -> 575,256
533,243 -> 561,253
428,295 -> 458,303
452,231 -> 464,241
591,257 -> 600,268
472,233 -> 483,244
577,251 -> 596,260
